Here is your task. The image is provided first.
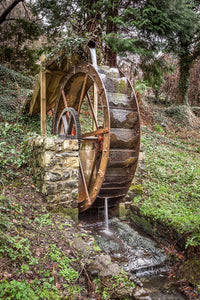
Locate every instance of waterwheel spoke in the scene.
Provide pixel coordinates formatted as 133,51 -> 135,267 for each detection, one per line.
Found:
86,92 -> 99,130
78,74 -> 88,114
87,150 -> 99,190
79,157 -> 91,205
82,127 -> 109,138
61,88 -> 68,107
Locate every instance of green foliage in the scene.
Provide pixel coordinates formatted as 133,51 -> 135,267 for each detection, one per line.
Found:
44,35 -> 89,66
48,244 -> 78,283
154,123 -> 164,133
0,16 -> 42,74
196,145 -> 200,153
0,122 -> 32,184
93,271 -> 135,299
0,280 -> 38,300
0,235 -> 30,261
0,280 -> 61,299
135,80 -> 150,95
34,213 -> 54,228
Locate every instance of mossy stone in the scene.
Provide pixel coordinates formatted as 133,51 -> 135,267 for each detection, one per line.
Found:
130,184 -> 143,195
119,203 -> 127,220
48,207 -> 78,222
130,212 -> 153,235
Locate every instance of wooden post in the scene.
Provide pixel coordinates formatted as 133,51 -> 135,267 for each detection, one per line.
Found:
40,54 -> 46,135
93,83 -> 98,131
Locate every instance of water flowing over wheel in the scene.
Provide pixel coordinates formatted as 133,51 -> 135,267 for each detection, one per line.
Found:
52,62 -> 140,212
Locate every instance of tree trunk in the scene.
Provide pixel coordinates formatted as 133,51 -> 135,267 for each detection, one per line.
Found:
177,55 -> 192,105
105,0 -> 118,67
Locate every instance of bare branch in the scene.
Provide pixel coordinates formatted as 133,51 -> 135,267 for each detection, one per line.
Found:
0,0 -> 24,25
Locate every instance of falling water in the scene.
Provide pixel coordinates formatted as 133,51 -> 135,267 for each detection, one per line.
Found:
89,47 -> 98,69
104,197 -> 109,230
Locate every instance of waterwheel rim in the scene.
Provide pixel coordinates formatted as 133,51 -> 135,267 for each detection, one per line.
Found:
53,62 -> 110,212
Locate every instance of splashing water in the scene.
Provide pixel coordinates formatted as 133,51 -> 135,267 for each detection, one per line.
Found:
89,47 -> 97,69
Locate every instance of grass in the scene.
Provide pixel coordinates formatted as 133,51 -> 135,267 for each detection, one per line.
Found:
137,126 -> 200,248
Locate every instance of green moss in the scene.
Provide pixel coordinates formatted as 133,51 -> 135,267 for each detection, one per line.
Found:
117,79 -> 127,93
49,207 -> 78,222
118,203 -> 127,220
129,184 -> 143,195
129,212 -> 153,235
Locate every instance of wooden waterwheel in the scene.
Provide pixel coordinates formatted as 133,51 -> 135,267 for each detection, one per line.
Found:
29,43 -> 140,213
52,62 -> 140,212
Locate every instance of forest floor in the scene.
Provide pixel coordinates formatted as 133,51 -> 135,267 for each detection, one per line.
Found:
0,65 -> 200,299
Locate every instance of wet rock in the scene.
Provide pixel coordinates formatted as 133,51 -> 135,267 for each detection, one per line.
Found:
133,286 -> 152,300
130,275 -> 143,287
86,254 -> 120,277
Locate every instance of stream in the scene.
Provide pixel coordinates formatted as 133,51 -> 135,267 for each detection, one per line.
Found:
83,47 -> 186,299
80,211 -> 186,299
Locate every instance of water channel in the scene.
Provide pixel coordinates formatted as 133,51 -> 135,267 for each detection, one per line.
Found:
80,208 -> 186,300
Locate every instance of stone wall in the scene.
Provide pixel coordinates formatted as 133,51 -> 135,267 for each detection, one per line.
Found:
29,136 -> 79,220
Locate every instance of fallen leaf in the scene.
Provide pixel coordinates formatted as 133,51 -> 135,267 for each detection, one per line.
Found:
3,271 -> 12,278
56,282 -> 61,289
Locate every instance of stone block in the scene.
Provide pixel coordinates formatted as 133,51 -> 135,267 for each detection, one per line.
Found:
61,151 -> 78,157
63,171 -> 70,180
46,183 -> 56,195
44,137 -> 56,151
45,171 -> 62,182
64,180 -> 78,189
72,188 -> 78,200
57,182 -> 63,191
71,169 -> 79,179
34,137 -> 44,147
63,139 -> 79,151
63,157 -> 79,168
57,193 -> 70,202
41,152 -> 54,167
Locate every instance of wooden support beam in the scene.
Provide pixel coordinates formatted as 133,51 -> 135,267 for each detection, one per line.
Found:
40,54 -> 46,135
93,83 -> 98,131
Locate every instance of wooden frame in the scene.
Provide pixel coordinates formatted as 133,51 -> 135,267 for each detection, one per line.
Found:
40,54 -> 46,135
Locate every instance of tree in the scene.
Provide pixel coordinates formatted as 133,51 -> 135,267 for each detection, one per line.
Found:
30,0 -> 143,66
113,0 -> 200,105
0,0 -> 42,73
22,0 -> 200,104
166,0 -> 200,105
